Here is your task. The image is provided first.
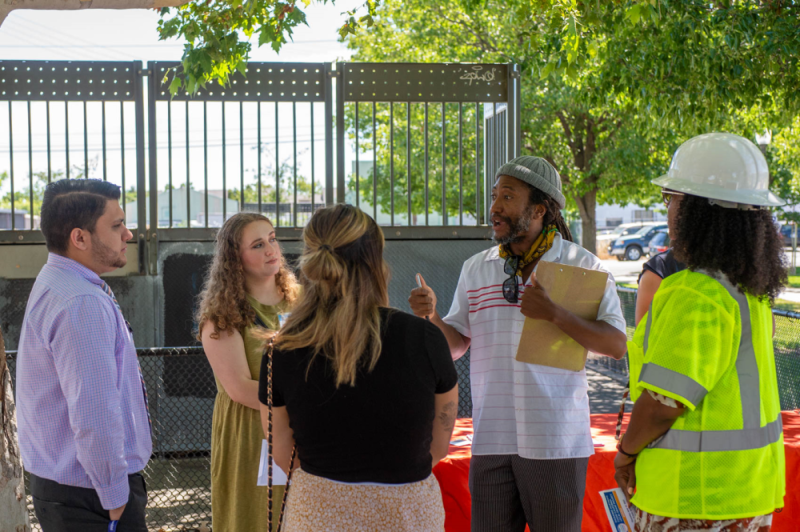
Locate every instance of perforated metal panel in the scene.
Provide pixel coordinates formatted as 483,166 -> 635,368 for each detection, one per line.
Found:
151,61 -> 327,102
0,60 -> 138,102
343,63 -> 509,102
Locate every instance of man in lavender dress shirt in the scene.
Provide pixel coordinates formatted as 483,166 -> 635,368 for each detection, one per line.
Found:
17,179 -> 151,531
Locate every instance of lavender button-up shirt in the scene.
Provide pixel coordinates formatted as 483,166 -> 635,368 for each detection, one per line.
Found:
17,253 -> 152,509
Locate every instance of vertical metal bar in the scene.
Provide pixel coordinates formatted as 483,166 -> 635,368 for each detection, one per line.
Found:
65,102 -> 70,179
27,101 -> 33,226
424,102 -> 429,226
335,63 -> 346,204
406,102 -> 411,225
134,60 -> 147,274
507,64 -> 515,162
514,64 -> 521,158
500,111 -> 505,168
46,101 -> 52,183
475,102 -> 480,224
489,102 -> 502,179
8,102 -> 13,230
257,102 -> 262,214
146,64 -> 159,273
459,102 -> 463,225
121,102 -> 126,213
389,102 -> 394,226
275,101 -> 280,227
222,102 -> 226,222
168,102 -> 173,227
372,101 -> 377,220
292,102 -> 297,227
240,102 -> 244,212
323,63 -> 333,206
441,102 -> 446,226
186,101 -> 190,226
147,66 -> 159,233
311,101 -> 316,212
355,103 -> 360,208
102,102 -> 107,181
83,101 -> 88,178
203,101 -> 208,229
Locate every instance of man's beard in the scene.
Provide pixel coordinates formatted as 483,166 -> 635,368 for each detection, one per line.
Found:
91,234 -> 126,269
492,205 -> 536,246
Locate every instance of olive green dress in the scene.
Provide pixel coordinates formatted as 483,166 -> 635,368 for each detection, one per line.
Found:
211,295 -> 289,532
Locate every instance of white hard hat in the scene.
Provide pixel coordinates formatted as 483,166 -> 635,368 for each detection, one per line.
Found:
653,132 -> 785,208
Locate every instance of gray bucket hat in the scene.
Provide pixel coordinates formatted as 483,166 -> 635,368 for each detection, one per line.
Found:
495,156 -> 566,209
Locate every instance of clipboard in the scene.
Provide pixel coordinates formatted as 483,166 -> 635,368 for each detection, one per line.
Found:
515,260 -> 608,372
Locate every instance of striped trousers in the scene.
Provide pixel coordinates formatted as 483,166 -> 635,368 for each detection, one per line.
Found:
468,454 -> 589,532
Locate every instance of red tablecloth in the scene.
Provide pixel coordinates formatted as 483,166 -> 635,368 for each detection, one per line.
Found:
432,411 -> 800,532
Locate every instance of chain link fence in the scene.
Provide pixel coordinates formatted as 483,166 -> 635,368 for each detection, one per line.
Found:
6,287 -> 800,531
588,287 -> 800,411
6,343 -> 472,532
7,348 -> 214,532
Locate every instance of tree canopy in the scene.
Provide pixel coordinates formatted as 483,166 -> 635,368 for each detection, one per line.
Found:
344,0 -> 800,250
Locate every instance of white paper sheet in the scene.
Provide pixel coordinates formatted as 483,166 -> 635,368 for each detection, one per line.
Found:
257,439 -> 288,486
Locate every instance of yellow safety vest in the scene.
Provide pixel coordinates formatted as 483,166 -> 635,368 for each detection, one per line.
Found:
627,269 -> 785,519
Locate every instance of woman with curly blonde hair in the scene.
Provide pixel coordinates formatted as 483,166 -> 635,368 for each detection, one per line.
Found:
196,212 -> 298,532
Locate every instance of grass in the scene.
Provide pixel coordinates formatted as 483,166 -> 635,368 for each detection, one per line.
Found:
616,281 -> 638,290
787,275 -> 800,289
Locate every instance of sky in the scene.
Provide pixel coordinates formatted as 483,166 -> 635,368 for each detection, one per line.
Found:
0,2 -> 361,63
0,1 -> 368,228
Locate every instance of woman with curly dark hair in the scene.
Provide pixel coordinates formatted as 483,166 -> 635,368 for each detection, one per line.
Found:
614,133 -> 787,531
196,212 -> 299,532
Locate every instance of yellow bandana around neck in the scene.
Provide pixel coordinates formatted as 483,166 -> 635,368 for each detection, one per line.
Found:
498,225 -> 558,275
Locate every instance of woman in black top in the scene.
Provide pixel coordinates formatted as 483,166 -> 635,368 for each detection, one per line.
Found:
258,204 -> 458,531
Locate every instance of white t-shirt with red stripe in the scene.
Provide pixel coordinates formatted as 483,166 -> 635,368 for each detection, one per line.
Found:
443,233 -> 626,460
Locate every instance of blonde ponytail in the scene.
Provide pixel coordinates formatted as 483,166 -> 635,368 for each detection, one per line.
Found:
275,204 -> 389,387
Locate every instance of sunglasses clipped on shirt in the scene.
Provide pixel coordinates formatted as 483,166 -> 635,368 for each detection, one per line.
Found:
502,255 -> 520,303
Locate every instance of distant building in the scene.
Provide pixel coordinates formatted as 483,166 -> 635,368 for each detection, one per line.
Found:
125,188 -> 240,228
595,204 -> 666,230
0,209 -> 34,230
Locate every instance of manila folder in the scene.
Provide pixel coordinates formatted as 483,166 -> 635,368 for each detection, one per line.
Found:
515,260 -> 608,372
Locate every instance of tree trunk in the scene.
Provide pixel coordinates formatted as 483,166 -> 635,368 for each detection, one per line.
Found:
0,329 -> 30,532
574,187 -> 598,256
1,0 -> 190,27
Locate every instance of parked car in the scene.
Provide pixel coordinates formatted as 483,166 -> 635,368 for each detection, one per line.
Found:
780,223 -> 798,247
647,230 -> 671,258
600,221 -> 662,241
608,223 -> 669,261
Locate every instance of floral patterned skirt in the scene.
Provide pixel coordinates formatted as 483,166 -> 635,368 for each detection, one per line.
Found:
634,507 -> 773,532
283,468 -> 445,532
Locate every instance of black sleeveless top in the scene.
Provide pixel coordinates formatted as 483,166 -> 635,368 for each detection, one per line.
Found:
639,248 -> 686,283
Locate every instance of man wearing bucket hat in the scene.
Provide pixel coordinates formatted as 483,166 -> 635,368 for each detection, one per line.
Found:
615,133 -> 787,531
410,156 -> 628,531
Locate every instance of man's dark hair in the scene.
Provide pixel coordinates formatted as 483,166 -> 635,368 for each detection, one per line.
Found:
526,184 -> 574,242
673,194 -> 787,302
40,179 -> 121,254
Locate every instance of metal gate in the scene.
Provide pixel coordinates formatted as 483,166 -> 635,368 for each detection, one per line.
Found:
0,59 -> 521,274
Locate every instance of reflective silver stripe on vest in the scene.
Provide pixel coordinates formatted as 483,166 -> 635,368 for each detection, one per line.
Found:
651,416 -> 783,452
643,270 -> 781,452
639,363 -> 708,406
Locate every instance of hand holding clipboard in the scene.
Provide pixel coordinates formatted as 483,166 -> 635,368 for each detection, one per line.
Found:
516,261 -> 609,372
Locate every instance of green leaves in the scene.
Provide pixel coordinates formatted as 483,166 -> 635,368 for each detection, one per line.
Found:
626,4 -> 642,25
158,0 -> 383,96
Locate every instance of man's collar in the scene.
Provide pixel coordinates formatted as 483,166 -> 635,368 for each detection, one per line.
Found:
485,233 -> 564,263
47,252 -> 103,285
